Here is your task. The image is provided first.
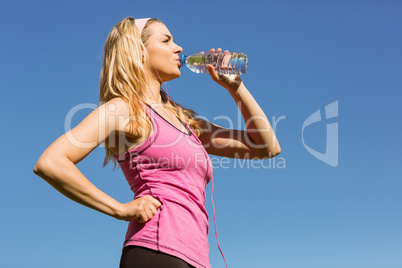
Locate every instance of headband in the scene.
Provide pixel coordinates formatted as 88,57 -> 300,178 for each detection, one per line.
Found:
135,18 -> 151,33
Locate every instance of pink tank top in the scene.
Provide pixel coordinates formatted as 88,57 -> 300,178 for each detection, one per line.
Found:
115,104 -> 213,268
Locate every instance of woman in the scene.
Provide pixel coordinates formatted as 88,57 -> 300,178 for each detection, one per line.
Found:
33,17 -> 281,268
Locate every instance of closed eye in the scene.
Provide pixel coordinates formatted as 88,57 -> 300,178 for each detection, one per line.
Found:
162,34 -> 172,43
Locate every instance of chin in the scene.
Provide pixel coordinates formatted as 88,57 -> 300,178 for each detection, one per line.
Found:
174,68 -> 181,78
164,71 -> 181,81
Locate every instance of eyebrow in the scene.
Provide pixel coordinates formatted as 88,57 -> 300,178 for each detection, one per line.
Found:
163,34 -> 172,40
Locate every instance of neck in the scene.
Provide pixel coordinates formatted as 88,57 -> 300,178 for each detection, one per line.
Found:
144,75 -> 163,105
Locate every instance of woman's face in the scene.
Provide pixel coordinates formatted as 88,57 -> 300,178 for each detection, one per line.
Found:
144,22 -> 183,82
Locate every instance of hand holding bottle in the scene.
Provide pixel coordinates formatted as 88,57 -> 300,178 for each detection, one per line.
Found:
206,48 -> 243,91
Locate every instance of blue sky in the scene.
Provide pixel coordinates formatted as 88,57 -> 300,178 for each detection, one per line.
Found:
1,0 -> 401,267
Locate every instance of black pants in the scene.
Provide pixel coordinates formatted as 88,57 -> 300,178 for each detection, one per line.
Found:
119,246 -> 194,268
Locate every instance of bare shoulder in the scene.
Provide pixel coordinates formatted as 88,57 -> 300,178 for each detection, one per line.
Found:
102,97 -> 130,117
99,98 -> 130,131
102,98 -> 142,155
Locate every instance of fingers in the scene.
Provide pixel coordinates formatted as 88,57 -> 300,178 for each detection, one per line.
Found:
209,48 -> 223,53
151,197 -> 162,208
206,64 -> 220,81
207,48 -> 238,86
123,195 -> 162,223
207,47 -> 228,79
139,206 -> 155,223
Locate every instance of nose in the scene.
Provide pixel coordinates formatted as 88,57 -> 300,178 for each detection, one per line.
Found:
174,43 -> 183,54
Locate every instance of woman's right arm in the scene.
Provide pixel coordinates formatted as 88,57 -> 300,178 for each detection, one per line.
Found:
33,98 -> 161,222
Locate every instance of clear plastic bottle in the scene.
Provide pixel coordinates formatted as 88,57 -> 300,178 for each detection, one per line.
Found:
179,50 -> 248,75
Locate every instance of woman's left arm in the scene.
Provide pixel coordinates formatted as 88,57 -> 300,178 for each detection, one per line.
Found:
198,48 -> 281,159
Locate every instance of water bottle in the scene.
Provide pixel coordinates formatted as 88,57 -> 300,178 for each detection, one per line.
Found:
179,50 -> 248,75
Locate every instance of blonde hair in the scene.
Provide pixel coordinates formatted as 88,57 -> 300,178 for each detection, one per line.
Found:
99,17 -> 202,169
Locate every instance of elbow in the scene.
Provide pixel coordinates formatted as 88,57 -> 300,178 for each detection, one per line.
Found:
262,145 -> 281,159
272,149 -> 281,157
251,144 -> 281,159
33,158 -> 45,177
267,149 -> 281,159
253,149 -> 281,160
33,156 -> 54,178
249,136 -> 281,159
269,142 -> 281,158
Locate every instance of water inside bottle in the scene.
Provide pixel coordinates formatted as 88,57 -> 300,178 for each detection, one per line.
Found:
186,54 -> 204,73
